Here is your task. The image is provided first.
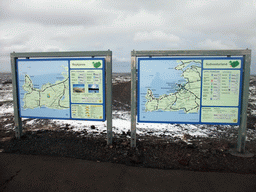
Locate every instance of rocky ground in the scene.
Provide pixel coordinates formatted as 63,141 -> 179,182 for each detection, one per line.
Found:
0,73 -> 256,174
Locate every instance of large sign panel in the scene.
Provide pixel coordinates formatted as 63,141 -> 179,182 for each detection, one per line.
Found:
138,57 -> 243,125
17,58 -> 105,121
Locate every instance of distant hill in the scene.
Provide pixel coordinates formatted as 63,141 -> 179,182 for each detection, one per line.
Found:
0,73 -> 12,84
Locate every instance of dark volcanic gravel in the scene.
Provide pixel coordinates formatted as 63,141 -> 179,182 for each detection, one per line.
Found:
1,75 -> 256,174
1,129 -> 256,174
112,81 -> 132,111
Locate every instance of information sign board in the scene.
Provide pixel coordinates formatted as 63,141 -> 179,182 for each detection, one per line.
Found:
138,57 -> 243,125
17,58 -> 105,121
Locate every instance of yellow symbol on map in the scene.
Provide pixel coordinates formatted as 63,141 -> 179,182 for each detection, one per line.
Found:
86,112 -> 89,114
233,119 -> 237,123
87,115 -> 90,117
100,116 -> 102,118
99,100 -> 102,102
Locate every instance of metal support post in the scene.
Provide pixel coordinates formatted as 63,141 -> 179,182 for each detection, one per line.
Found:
106,50 -> 113,145
237,50 -> 251,153
131,51 -> 137,147
11,54 -> 23,139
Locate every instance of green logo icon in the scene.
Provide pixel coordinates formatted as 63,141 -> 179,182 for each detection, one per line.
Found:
229,61 -> 239,68
93,62 -> 101,68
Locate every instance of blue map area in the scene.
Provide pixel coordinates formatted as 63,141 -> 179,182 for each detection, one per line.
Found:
17,60 -> 70,119
138,59 -> 202,123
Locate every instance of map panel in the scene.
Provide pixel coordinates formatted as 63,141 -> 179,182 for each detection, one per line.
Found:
138,57 -> 243,124
70,60 -> 103,69
17,60 -> 70,119
70,70 -> 103,103
202,70 -> 240,106
71,104 -> 103,119
17,58 -> 105,121
203,60 -> 241,69
201,107 -> 239,123
138,59 -> 202,123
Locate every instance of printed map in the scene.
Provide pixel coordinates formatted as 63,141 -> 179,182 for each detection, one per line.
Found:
18,60 -> 70,118
23,72 -> 69,110
138,59 -> 202,123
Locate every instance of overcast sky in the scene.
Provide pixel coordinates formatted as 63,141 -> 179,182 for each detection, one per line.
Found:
0,0 -> 256,74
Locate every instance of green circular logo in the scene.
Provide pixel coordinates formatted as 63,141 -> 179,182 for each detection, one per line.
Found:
93,62 -> 101,68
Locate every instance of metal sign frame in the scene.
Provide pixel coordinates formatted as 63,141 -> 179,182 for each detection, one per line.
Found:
131,49 -> 251,154
16,57 -> 106,121
137,57 -> 244,125
11,50 -> 113,145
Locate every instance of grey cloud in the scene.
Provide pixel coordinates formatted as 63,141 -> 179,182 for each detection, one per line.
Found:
0,1 -> 117,26
2,12 -> 102,26
0,0 -> 255,74
100,0 -> 171,12
1,33 -> 32,47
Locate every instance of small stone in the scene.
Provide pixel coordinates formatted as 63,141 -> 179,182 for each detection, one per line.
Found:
178,158 -> 189,166
91,125 -> 96,129
201,149 -> 208,153
121,141 -> 129,146
130,155 -> 140,163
